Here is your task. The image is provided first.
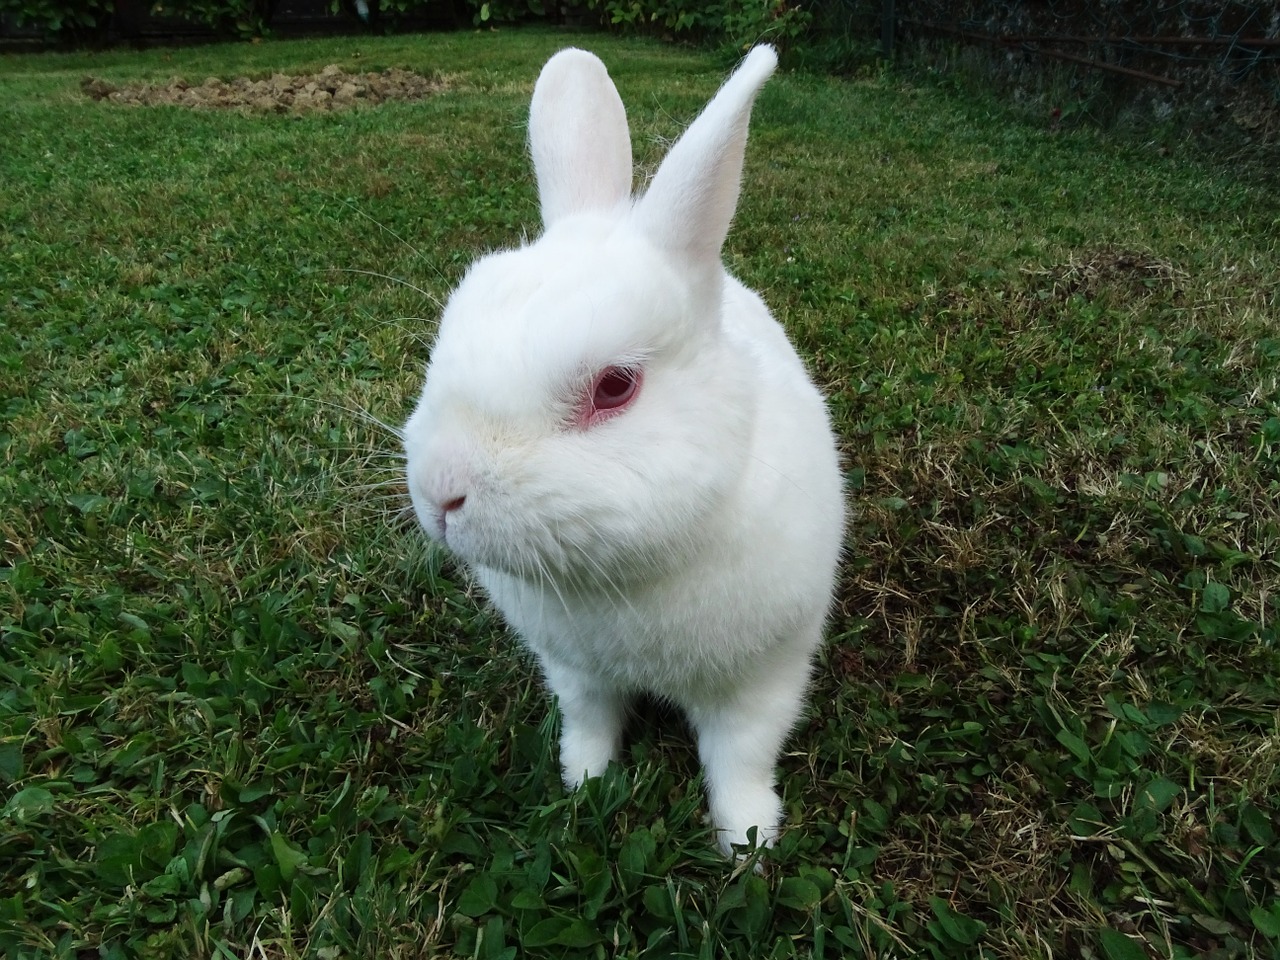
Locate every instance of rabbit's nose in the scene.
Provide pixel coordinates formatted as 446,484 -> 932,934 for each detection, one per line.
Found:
438,494 -> 467,541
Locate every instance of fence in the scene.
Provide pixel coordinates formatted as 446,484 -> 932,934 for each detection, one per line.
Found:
879,1 -> 1280,145
5,0 -> 1278,149
0,0 -> 463,45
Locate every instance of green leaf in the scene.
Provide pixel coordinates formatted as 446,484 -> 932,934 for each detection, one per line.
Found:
1098,928 -> 1147,960
239,782 -> 273,803
480,915 -> 509,960
96,831 -> 145,884
0,743 -> 23,785
67,493 -> 109,515
929,898 -> 986,945
509,889 -> 544,911
1239,803 -> 1276,846
1250,903 -> 1280,940
1093,778 -> 1125,800
741,873 -> 771,936
142,899 -> 177,922
618,827 -> 655,887
522,917 -> 570,948
1135,777 -> 1180,815
642,884 -> 673,920
1200,581 -> 1230,613
229,887 -> 256,924
327,618 -> 360,643
458,874 -> 499,918
141,873 -> 182,897
553,919 -> 601,947
3,787 -> 55,823
800,866 -> 836,897
264,827 -> 309,882
1145,702 -> 1182,726
1056,729 -> 1092,764
776,876 -> 823,912
715,872 -> 772,936
96,635 -> 124,671
1192,913 -> 1235,936
137,821 -> 178,867
253,863 -> 282,901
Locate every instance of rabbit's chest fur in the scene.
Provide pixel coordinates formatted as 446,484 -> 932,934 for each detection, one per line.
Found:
477,555 -> 802,698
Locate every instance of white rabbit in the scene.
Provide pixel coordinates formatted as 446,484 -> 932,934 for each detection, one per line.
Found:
402,45 -> 845,856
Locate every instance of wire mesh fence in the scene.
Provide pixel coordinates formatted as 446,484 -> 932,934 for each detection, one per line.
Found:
840,0 -> 1280,153
5,0 -> 1277,155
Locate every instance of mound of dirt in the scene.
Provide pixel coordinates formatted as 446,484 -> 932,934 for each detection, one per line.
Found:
1034,248 -> 1187,303
80,64 -> 445,112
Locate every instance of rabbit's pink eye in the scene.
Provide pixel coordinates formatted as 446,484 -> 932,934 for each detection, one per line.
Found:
579,365 -> 642,428
593,366 -> 638,410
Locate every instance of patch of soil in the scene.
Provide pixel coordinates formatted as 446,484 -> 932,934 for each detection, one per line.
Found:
1025,247 -> 1187,303
80,64 -> 446,112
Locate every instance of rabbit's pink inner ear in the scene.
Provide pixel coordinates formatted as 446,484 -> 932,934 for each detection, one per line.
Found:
634,45 -> 777,267
529,48 -> 634,227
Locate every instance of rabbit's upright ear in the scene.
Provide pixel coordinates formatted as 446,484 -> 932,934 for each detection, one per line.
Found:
530,49 -> 634,228
634,45 -> 777,268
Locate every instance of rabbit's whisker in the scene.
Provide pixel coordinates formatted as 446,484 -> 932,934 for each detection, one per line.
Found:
333,195 -> 452,290
329,267 -> 444,312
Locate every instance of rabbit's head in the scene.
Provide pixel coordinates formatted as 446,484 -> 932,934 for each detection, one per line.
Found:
403,47 -> 779,584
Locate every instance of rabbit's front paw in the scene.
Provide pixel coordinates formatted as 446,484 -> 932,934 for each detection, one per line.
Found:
710,782 -> 783,857
548,666 -> 626,788
559,722 -> 621,789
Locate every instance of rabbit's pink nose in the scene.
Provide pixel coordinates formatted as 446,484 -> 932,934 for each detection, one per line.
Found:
436,494 -> 467,542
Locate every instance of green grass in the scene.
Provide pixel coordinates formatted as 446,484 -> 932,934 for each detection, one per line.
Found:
2,26 -> 1279,960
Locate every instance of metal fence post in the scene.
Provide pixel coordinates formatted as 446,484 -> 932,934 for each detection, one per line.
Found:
882,0 -> 896,60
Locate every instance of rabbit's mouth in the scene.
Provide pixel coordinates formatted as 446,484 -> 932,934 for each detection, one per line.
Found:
450,512 -> 662,593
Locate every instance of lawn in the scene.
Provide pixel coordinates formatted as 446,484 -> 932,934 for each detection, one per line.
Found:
2,25 -> 1279,960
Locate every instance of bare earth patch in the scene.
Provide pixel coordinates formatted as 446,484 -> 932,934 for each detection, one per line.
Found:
80,65 -> 446,112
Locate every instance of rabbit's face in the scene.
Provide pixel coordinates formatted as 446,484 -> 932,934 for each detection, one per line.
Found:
403,215 -> 754,584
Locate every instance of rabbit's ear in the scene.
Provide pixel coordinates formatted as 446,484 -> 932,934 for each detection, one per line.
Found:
530,48 -> 634,228
634,45 -> 777,267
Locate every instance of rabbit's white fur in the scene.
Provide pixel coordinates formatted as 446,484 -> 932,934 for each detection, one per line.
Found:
403,46 -> 845,855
